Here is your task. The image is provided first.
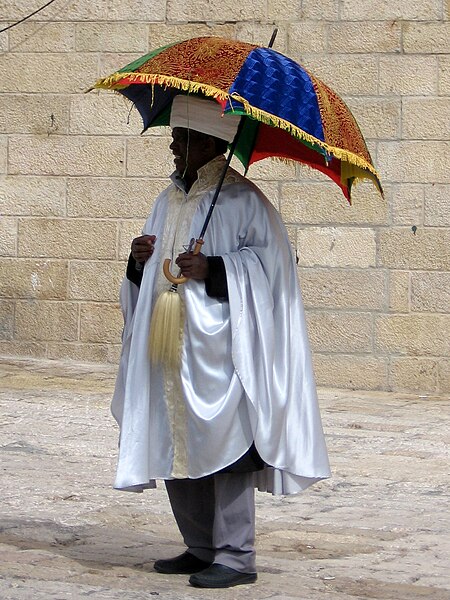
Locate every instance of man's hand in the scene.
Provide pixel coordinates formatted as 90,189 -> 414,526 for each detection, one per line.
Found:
131,235 -> 156,263
175,252 -> 209,280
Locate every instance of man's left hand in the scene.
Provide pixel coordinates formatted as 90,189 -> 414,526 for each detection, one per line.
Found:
175,252 -> 209,280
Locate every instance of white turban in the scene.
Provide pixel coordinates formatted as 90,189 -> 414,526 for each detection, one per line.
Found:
169,95 -> 240,143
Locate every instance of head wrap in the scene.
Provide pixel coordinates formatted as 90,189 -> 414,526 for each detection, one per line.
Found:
169,95 -> 240,143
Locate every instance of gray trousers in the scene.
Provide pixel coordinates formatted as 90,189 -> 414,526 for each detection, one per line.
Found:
165,471 -> 256,573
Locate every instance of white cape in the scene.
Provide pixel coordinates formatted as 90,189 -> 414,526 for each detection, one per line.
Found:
112,158 -> 330,495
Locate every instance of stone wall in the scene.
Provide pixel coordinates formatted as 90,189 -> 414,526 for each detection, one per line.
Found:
0,1 -> 449,393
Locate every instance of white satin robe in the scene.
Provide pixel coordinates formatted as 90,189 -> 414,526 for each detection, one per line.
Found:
112,156 -> 331,495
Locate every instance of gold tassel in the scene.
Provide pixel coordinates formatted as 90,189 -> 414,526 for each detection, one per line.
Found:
149,285 -> 182,369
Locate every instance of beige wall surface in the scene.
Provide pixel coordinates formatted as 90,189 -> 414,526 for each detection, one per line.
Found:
0,1 -> 449,394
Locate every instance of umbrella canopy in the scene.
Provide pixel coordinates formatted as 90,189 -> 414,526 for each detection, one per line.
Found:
93,36 -> 382,201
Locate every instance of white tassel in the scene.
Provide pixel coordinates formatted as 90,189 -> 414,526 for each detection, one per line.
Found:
149,286 -> 182,368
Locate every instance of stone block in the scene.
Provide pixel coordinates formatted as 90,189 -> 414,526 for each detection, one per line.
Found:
391,184 -> 424,226
107,344 -> 122,363
8,136 -> 125,177
0,27 -> 8,52
301,0 -> 338,19
148,23 -> 236,48
281,182 -> 388,225
297,227 -> 376,268
0,53 -> 99,93
247,159 -> 296,181
438,360 -> 450,393
402,98 -> 450,140
0,218 -> 17,256
388,270 -> 410,313
118,220 -> 146,260
0,300 -> 14,340
0,94 -> 69,135
403,22 -> 450,54
0,340 -> 47,358
411,272 -> 450,313
0,136 -> 6,174
378,141 -> 450,184
389,358 -> 439,394
47,342 -> 110,362
0,176 -> 66,217
70,93 -> 143,136
379,56 -> 438,95
268,0 -> 301,21
299,268 -> 386,310
375,315 -> 450,356
439,56 -> 450,95
341,0 -> 441,20
5,1 -> 122,21
80,303 -> 123,344
0,0 -> 56,19
4,1 -> 110,21
99,53 -> 147,79
67,177 -> 163,219
167,0 -> 266,22
312,353 -> 388,390
64,1 -> 108,20
75,22 -> 148,52
285,226 -> 297,251
0,259 -> 68,300
15,300 -> 79,342
236,24 -> 287,52
69,261 -> 125,302
288,23 -> 327,54
253,181 -> 280,211
126,136 -> 174,178
105,0 -> 165,21
18,219 -> 117,260
379,228 -> 450,270
424,185 -> 450,227
306,311 -> 373,353
345,97 -> 400,139
328,22 -> 401,54
9,22 -> 75,52
299,55 -> 378,95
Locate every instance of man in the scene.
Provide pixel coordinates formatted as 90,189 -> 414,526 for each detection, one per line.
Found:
112,95 -> 330,589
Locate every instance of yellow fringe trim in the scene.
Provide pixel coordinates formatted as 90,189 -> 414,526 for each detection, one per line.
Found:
93,73 -> 382,188
94,71 -> 229,101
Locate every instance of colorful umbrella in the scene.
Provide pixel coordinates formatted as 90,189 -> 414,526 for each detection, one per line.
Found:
92,35 -> 382,201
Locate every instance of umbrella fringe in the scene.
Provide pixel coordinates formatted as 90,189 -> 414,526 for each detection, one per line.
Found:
229,92 -> 381,184
95,71 -> 229,102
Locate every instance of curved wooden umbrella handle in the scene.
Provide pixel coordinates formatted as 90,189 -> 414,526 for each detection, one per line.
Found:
163,239 -> 204,285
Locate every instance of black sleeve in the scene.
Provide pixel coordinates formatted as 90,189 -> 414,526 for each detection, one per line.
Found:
205,256 -> 228,300
126,253 -> 144,288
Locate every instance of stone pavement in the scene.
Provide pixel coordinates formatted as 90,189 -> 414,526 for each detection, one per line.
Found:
0,357 -> 449,600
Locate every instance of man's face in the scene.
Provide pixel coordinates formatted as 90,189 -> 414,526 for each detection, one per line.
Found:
170,127 -> 215,182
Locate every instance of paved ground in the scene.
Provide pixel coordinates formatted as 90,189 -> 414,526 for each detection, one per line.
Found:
0,356 -> 449,600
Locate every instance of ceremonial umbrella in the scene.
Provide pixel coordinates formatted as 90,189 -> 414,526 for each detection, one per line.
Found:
92,35 -> 382,201
91,35 -> 383,366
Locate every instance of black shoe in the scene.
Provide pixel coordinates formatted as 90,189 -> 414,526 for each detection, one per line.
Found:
154,551 -> 212,574
189,564 -> 257,588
